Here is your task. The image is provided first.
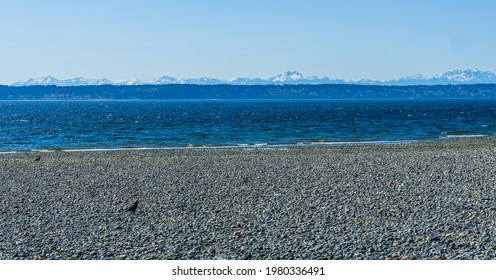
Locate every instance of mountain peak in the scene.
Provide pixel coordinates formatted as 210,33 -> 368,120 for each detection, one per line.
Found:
271,71 -> 305,83
11,76 -> 60,86
8,69 -> 496,86
435,68 -> 496,83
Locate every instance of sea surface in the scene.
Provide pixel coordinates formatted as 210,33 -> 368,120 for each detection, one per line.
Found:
1,99 -> 495,152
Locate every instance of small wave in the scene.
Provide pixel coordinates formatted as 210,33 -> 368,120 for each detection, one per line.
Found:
443,134 -> 487,139
252,143 -> 268,147
57,144 -> 290,152
30,149 -> 56,153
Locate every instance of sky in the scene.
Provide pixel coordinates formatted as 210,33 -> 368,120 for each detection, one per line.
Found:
1,0 -> 495,84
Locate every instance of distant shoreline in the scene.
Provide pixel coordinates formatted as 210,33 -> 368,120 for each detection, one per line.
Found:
2,83 -> 496,100
3,97 -> 496,102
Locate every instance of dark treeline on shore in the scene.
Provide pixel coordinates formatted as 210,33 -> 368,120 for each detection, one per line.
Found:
1,83 -> 496,100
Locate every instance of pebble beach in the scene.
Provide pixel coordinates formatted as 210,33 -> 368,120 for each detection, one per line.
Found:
1,138 -> 496,260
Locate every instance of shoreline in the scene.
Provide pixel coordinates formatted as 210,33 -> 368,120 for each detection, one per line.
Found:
1,135 -> 493,154
1,138 -> 496,259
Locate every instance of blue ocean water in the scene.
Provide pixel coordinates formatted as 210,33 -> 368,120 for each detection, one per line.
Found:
0,99 -> 495,152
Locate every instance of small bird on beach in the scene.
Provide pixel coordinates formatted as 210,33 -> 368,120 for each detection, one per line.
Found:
34,156 -> 41,161
127,201 -> 138,213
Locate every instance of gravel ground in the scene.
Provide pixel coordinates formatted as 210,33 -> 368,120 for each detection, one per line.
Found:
1,138 -> 496,260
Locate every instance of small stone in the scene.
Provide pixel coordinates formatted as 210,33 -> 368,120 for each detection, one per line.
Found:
430,236 -> 441,242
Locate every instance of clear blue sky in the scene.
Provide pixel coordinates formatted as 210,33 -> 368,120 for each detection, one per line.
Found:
1,0 -> 495,84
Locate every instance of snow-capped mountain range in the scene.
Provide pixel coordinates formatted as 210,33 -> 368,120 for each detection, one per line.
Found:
9,69 -> 496,87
